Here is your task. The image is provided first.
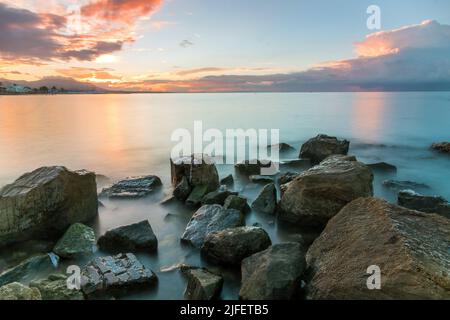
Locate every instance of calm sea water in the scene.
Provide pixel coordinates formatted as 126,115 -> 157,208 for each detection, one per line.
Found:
0,92 -> 449,299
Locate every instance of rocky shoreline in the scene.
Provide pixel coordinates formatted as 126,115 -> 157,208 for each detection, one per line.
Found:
1,135 -> 449,300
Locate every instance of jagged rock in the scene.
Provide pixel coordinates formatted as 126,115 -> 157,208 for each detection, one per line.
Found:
170,154 -> 220,192
279,172 -> 298,185
251,183 -> 277,214
53,223 -> 96,258
299,134 -> 350,165
223,195 -> 251,214
398,190 -> 450,218
181,205 -> 245,248
235,160 -> 274,176
100,175 -> 162,198
240,242 -> 306,300
367,162 -> 397,173
220,174 -> 234,186
182,267 -> 223,300
173,176 -> 191,201
431,142 -> 450,154
306,197 -> 450,299
383,179 -> 430,191
202,227 -> 271,265
249,175 -> 274,184
97,220 -> 158,252
278,155 -> 373,229
201,186 -> 237,205
0,254 -> 58,287
81,253 -> 157,297
30,274 -> 84,300
185,184 -> 209,207
0,282 -> 41,300
0,166 -> 98,245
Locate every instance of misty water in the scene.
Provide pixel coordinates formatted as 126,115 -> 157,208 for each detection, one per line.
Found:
0,92 -> 449,299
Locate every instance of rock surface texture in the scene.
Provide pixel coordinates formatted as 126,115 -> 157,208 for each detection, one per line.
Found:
100,175 -> 162,198
299,134 -> 350,165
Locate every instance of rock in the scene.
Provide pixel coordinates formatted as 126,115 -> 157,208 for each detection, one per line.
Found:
383,179 -> 430,191
81,253 -> 157,297
235,159 -> 274,176
278,155 -> 373,229
220,174 -> 234,186
367,162 -> 397,173
239,243 -> 306,300
249,175 -> 274,184
0,282 -> 41,300
53,223 -> 96,258
299,134 -> 350,165
0,254 -> 58,287
398,190 -> 450,218
251,183 -> 277,214
223,195 -> 251,214
170,154 -> 220,192
0,166 -> 98,245
182,268 -> 223,300
173,176 -> 191,201
201,186 -> 237,205
280,159 -> 311,169
431,142 -> 450,154
270,143 -> 295,153
306,197 -> 450,299
202,227 -> 271,265
100,175 -> 162,198
30,274 -> 84,300
185,184 -> 209,207
181,205 -> 245,248
279,172 -> 298,185
97,220 -> 158,252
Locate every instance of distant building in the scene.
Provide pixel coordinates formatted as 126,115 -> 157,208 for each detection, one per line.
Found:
6,84 -> 33,93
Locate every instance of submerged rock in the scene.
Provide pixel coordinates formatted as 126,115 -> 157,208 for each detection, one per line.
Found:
299,134 -> 350,165
398,190 -> 450,218
202,227 -> 271,265
240,242 -> 306,300
173,176 -> 191,201
81,253 -> 157,297
100,175 -> 162,198
53,223 -> 96,258
97,220 -> 158,252
185,184 -> 209,208
249,175 -> 275,184
367,162 -> 397,173
181,205 -> 245,248
30,274 -> 84,300
251,183 -> 277,214
0,166 -> 98,245
269,143 -> 295,153
182,267 -> 223,300
235,160 -> 274,176
0,282 -> 41,300
383,179 -> 430,191
278,155 -> 373,229
223,195 -> 251,214
306,197 -> 450,299
220,174 -> 234,186
431,142 -> 450,154
201,186 -> 237,205
280,159 -> 311,170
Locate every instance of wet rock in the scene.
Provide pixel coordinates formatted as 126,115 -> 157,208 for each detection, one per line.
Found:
202,227 -> 271,265
240,242 -> 306,300
185,184 -> 209,208
173,176 -> 191,201
0,166 -> 98,245
170,154 -> 220,192
249,175 -> 274,184
278,172 -> 298,185
251,183 -> 277,214
299,134 -> 350,165
223,195 -> 251,214
201,186 -> 238,205
97,220 -> 158,252
278,155 -> 373,229
367,162 -> 397,173
100,175 -> 162,198
81,253 -> 157,297
235,159 -> 274,176
30,274 -> 84,300
0,254 -> 58,287
306,197 -> 450,299
53,223 -> 96,258
280,159 -> 311,169
431,142 -> 450,154
269,143 -> 295,153
398,190 -> 450,218
0,282 -> 41,300
182,267 -> 223,300
383,179 -> 430,192
220,174 -> 234,186
181,205 -> 245,248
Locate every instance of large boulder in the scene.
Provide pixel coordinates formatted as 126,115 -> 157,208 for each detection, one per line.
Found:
181,205 -> 245,248
278,155 -> 373,229
431,142 -> 450,154
100,175 -> 162,198
182,267 -> 223,300
97,220 -> 158,252
299,134 -> 349,165
170,154 -> 220,193
251,183 -> 277,214
202,227 -> 271,265
30,274 -> 84,300
0,282 -> 41,300
0,166 -> 98,245
239,242 -> 306,300
398,190 -> 450,218
173,176 -> 191,201
81,253 -> 157,297
53,223 -> 96,258
306,197 -> 450,299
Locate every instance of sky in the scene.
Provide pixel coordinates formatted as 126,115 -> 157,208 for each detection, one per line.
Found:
1,0 -> 450,92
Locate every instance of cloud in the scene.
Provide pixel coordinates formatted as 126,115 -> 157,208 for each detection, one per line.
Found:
57,67 -> 122,82
180,40 -> 194,48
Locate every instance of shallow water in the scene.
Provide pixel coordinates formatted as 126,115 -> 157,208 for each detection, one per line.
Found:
0,92 -> 449,299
